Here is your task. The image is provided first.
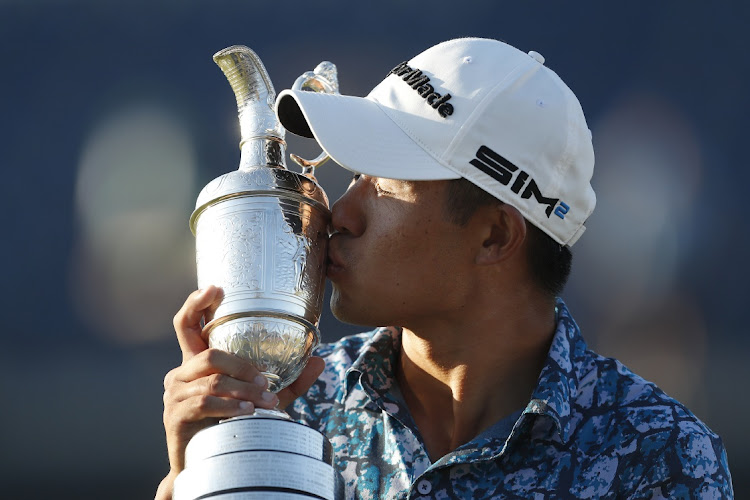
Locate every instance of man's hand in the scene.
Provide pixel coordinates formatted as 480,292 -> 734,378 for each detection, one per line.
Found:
156,286 -> 325,499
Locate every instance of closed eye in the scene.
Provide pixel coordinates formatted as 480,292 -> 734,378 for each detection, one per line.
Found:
375,182 -> 393,195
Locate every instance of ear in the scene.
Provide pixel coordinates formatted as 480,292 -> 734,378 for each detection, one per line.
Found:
475,204 -> 527,265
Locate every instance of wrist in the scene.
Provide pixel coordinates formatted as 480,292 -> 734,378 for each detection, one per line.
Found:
155,470 -> 179,500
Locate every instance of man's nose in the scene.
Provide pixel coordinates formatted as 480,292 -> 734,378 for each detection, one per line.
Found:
330,179 -> 366,237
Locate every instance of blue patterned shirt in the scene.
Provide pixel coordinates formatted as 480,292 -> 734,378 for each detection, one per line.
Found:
289,300 -> 733,499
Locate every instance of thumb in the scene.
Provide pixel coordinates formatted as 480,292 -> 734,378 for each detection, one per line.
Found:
277,356 -> 325,409
173,286 -> 223,362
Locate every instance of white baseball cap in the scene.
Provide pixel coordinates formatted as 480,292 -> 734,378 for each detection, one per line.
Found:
275,37 -> 595,246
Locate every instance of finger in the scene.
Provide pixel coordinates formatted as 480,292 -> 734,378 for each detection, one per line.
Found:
169,394 -> 256,425
278,356 -> 325,409
164,394 -> 257,473
166,350 -> 280,409
173,286 -> 223,362
170,372 -> 276,408
172,348 -> 265,385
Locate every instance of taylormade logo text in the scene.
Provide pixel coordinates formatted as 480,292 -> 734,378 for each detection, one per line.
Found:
388,61 -> 454,118
470,145 -> 570,220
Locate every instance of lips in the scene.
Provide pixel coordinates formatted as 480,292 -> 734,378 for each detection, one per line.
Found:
326,239 -> 346,279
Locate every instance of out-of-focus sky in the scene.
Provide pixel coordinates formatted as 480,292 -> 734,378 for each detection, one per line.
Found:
1,1 -> 747,497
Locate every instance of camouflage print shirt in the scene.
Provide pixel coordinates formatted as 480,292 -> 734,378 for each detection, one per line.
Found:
288,300 -> 733,499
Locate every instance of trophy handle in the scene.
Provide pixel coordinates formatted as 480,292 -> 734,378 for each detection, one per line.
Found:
289,61 -> 340,179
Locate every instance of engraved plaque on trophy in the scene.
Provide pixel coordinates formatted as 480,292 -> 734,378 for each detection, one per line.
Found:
172,46 -> 342,500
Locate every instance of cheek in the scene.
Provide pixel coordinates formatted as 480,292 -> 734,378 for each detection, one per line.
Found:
371,223 -> 452,287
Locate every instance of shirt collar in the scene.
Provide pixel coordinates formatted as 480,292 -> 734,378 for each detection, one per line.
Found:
343,299 -> 587,444
344,326 -> 417,427
344,326 -> 402,401
525,298 -> 587,444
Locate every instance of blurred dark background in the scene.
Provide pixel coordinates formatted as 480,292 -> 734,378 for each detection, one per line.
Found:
1,1 -> 747,497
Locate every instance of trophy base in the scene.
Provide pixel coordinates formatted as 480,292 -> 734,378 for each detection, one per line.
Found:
174,412 -> 342,500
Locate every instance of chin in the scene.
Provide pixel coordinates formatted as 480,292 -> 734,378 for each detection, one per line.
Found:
329,288 -> 381,327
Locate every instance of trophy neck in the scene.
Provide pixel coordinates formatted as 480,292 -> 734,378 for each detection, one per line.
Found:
239,136 -> 286,170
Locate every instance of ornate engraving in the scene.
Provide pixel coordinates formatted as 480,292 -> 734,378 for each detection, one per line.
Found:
200,175 -> 228,199
237,167 -> 275,187
274,211 -> 312,295
209,317 -> 314,392
196,209 -> 264,290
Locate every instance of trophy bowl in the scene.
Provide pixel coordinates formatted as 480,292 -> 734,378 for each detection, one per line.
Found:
192,167 -> 329,392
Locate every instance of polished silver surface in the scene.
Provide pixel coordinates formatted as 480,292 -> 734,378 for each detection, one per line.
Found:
180,46 -> 341,500
176,412 -> 343,500
184,413 -> 333,467
173,451 -> 336,500
191,46 -> 331,393
177,411 -> 336,500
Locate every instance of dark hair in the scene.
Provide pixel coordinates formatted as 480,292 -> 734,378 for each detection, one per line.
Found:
444,178 -> 572,297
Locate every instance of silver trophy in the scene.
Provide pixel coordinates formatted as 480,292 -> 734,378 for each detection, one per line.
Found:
173,46 -> 342,500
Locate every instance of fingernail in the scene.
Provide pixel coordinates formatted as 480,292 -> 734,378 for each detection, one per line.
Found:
261,391 -> 276,402
239,401 -> 253,411
254,375 -> 267,387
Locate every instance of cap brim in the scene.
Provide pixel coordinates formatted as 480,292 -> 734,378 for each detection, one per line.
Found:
275,89 -> 460,181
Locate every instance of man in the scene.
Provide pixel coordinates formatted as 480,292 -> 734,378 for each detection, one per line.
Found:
158,38 -> 732,499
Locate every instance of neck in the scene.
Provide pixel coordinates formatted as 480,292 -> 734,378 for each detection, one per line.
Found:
396,291 -> 556,461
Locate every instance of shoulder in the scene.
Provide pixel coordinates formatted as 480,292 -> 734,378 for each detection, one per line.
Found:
572,351 -> 733,497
